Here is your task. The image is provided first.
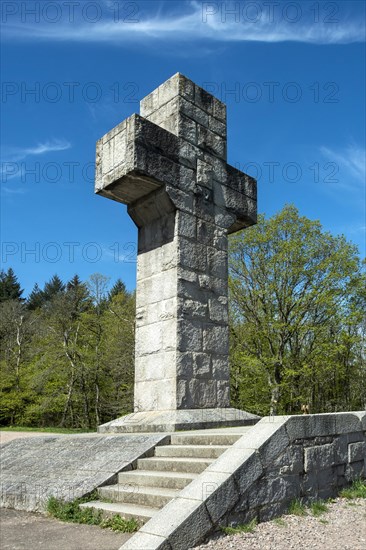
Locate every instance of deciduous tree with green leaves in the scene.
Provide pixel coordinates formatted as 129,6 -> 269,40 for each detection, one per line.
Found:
229,205 -> 365,416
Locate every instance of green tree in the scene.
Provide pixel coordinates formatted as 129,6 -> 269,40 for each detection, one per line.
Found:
0,300 -> 35,423
0,268 -> 24,302
229,205 -> 365,415
27,283 -> 44,310
108,278 -> 127,301
42,274 -> 65,302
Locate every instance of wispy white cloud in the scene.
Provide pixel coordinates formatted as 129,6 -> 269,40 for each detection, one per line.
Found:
1,186 -> 27,195
320,145 -> 366,185
2,139 -> 71,163
2,1 -> 365,45
1,139 -> 71,183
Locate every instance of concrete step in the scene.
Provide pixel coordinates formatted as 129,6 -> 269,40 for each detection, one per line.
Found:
98,484 -> 179,508
137,456 -> 214,474
155,444 -> 229,459
170,432 -> 247,446
79,500 -> 156,524
118,469 -> 198,490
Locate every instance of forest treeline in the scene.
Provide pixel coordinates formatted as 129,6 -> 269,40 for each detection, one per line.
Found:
1,206 -> 365,428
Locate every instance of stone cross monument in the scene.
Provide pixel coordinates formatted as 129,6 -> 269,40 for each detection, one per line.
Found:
96,74 -> 258,432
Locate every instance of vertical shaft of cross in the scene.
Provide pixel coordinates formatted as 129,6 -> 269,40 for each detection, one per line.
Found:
95,73 -> 257,414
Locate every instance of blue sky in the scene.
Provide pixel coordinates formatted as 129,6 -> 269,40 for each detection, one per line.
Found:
1,0 -> 365,296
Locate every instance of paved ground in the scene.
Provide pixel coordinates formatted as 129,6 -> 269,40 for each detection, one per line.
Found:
0,431 -> 70,444
0,508 -> 132,550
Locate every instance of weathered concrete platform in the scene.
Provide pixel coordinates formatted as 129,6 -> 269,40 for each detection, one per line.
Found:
98,408 -> 259,433
0,433 -> 167,512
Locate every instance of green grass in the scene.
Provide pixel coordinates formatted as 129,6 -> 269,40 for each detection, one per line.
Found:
47,493 -> 140,533
222,518 -> 257,535
101,515 -> 140,532
1,426 -> 95,434
340,479 -> 366,500
47,492 -> 101,525
318,518 -> 329,524
310,501 -> 329,516
288,499 -> 307,516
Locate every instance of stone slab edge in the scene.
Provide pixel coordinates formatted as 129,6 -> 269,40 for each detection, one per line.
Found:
0,434 -> 170,513
119,411 -> 366,550
98,409 -> 260,433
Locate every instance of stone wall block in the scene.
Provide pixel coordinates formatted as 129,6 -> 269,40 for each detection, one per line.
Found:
348,441 -> 366,463
178,165 -> 196,194
139,497 -> 213,550
333,434 -> 348,465
177,319 -> 203,352
300,472 -> 318,496
180,114 -> 197,145
211,356 -> 228,379
335,413 -> 363,434
217,380 -> 230,407
233,419 -> 290,468
345,460 -> 366,481
180,298 -> 208,320
304,443 -> 335,472
140,89 -> 159,117
179,96 -> 210,127
197,159 -> 213,188
176,352 -> 194,379
166,186 -> 194,213
188,379 -> 217,408
192,352 -> 212,378
197,126 -> 226,160
207,247 -> 228,279
208,296 -> 228,323
178,471 -> 239,524
178,239 -> 207,273
286,414 -> 337,441
135,379 -> 176,411
196,220 -> 215,245
208,115 -> 227,138
198,274 -> 227,295
266,445 -> 304,475
203,324 -> 229,355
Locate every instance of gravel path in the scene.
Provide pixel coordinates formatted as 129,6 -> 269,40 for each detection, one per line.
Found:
195,498 -> 366,550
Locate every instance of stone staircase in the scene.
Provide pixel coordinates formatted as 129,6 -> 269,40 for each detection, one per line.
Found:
80,427 -> 251,524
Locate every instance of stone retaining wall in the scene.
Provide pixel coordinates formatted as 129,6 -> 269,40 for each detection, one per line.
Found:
121,412 -> 366,550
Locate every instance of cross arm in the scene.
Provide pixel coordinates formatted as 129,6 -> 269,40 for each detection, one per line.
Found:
95,114 -> 181,205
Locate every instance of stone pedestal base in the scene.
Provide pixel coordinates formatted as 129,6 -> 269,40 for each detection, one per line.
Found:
98,408 -> 260,433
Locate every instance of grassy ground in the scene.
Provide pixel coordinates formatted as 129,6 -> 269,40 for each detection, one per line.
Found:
0,426 -> 96,434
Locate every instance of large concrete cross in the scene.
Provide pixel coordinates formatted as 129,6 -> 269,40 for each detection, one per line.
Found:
96,74 -> 258,432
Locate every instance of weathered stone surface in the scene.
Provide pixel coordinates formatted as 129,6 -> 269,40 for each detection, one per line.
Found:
95,73 -> 257,422
304,443 -> 335,472
0,434 -> 167,512
348,441 -> 366,463
354,411 -> 366,431
178,471 -> 239,523
139,497 -> 213,550
99,409 -> 259,433
286,414 -> 337,440
233,417 -> 289,467
120,532 -> 171,550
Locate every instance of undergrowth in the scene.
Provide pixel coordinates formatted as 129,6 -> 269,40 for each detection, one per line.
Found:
340,479 -> 366,499
46,492 -> 140,533
222,518 -> 257,535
